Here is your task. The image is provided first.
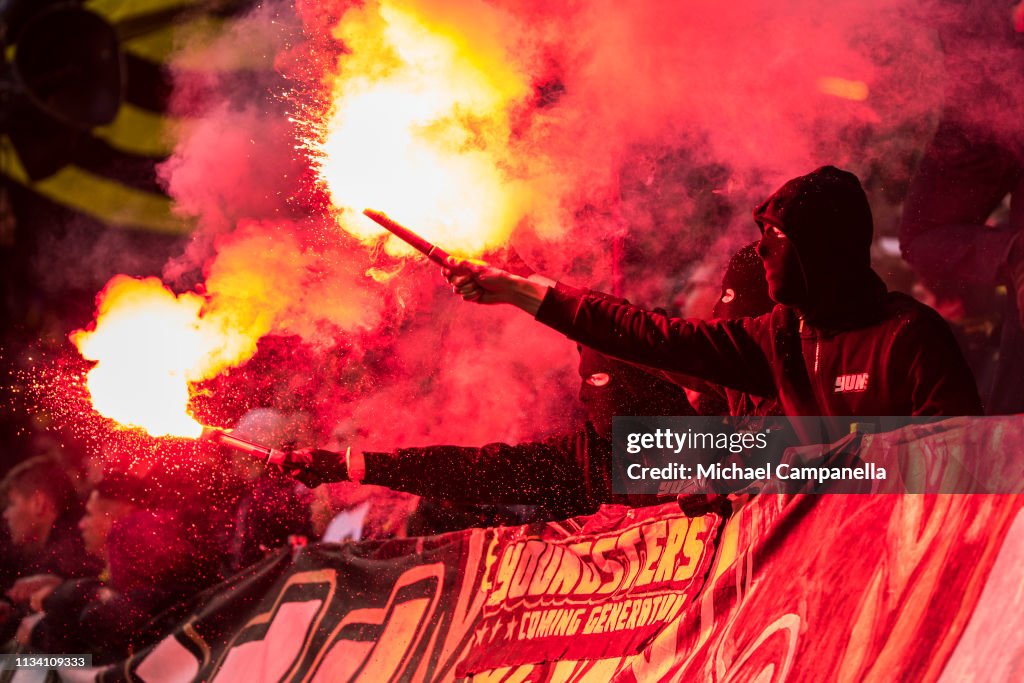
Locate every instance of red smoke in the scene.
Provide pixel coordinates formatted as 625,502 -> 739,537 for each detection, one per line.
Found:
140,0 -> 963,449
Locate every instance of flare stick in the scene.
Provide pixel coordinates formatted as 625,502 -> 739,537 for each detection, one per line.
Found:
200,427 -> 285,465
363,209 -> 452,266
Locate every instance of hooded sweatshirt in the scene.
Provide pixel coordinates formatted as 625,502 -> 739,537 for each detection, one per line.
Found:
535,166 -> 982,417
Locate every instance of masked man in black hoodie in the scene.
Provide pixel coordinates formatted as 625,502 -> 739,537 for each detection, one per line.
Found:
446,166 -> 982,418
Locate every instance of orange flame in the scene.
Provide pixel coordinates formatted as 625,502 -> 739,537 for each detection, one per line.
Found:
314,0 -> 530,258
71,276 -> 255,438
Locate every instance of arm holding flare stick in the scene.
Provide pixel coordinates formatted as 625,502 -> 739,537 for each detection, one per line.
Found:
201,428 -> 352,486
443,259 -> 553,312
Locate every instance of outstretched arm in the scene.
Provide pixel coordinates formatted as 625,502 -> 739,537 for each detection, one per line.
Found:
444,259 -> 776,397
278,431 -> 607,513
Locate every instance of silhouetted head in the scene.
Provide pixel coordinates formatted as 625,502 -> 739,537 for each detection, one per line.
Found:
2,456 -> 79,548
753,166 -> 875,314
713,241 -> 775,319
578,347 -> 693,436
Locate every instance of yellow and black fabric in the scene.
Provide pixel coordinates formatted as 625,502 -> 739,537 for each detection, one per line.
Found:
0,0 -> 255,236
0,0 -> 257,457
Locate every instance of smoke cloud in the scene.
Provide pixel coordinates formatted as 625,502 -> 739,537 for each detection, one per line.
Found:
147,0 -> 1006,449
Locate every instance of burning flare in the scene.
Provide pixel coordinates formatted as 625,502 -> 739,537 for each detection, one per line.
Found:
71,276 -> 256,438
314,0 -> 530,258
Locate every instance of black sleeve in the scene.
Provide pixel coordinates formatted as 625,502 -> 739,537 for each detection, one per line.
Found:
536,283 -> 777,397
29,579 -> 102,654
362,430 -> 606,510
79,592 -> 159,664
0,601 -> 26,645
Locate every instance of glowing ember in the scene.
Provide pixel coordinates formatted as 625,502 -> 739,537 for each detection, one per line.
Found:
314,0 -> 530,258
817,76 -> 869,102
71,276 -> 254,438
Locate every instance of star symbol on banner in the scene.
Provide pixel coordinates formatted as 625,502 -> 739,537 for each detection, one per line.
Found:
489,618 -> 504,642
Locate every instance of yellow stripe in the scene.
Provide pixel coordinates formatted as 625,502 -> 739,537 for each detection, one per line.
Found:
83,0 -> 199,24
712,513 -> 739,582
121,24 -> 178,62
93,104 -> 175,157
1,137 -> 194,235
120,15 -> 223,63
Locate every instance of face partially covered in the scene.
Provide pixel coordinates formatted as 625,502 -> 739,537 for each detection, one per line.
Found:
757,223 -> 808,307
752,166 -> 875,315
578,365 -> 616,437
577,347 -> 692,436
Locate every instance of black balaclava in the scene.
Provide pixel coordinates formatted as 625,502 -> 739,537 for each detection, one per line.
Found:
578,347 -> 693,437
713,241 -> 775,319
753,166 -> 884,322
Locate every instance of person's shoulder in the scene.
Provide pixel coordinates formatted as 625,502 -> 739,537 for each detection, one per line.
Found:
758,302 -> 798,332
879,292 -> 962,353
881,292 -> 950,328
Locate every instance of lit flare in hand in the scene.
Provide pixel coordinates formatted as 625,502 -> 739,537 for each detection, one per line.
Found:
71,276 -> 256,438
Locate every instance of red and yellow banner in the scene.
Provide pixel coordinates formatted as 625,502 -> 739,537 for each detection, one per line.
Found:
17,416 -> 1024,682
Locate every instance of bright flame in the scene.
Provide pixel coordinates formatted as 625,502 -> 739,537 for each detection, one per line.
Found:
71,276 -> 255,438
315,0 -> 530,258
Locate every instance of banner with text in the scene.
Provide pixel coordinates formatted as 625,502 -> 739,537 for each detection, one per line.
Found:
14,415 -> 1023,683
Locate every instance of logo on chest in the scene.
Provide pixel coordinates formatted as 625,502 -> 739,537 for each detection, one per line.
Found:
834,372 -> 869,393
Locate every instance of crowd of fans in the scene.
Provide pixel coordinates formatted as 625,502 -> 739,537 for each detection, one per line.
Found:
1,453 -> 227,662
